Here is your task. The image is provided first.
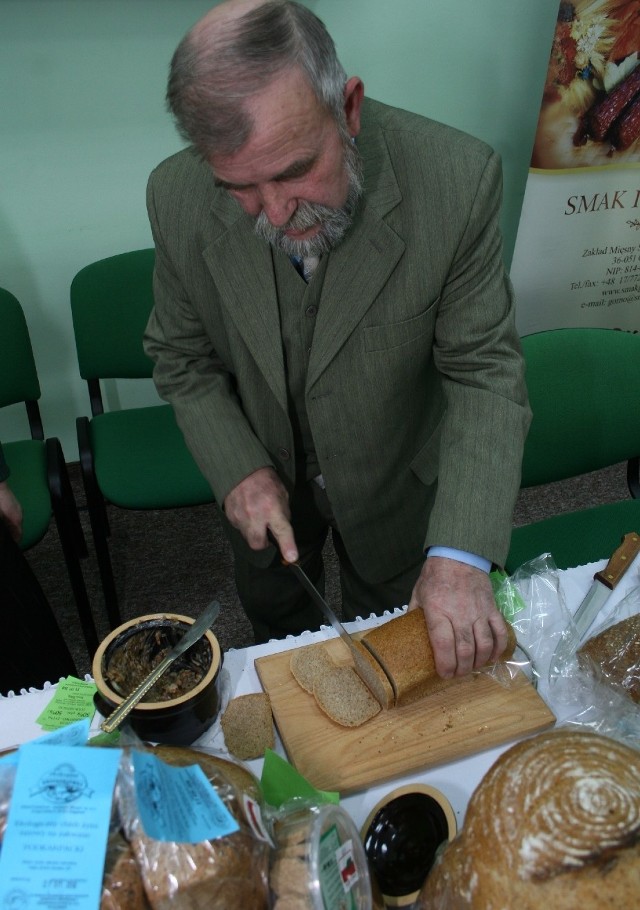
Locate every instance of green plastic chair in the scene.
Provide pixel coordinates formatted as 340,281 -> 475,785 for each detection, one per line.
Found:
506,328 -> 640,572
0,287 -> 98,655
70,249 -> 215,628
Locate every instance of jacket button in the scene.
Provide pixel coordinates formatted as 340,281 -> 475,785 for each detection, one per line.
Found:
278,447 -> 291,461
305,305 -> 318,317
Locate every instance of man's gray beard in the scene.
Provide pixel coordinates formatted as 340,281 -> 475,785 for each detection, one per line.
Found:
253,139 -> 363,259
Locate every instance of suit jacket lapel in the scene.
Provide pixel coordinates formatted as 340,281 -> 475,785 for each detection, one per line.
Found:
308,113 -> 405,389
202,197 -> 288,412
308,202 -> 404,388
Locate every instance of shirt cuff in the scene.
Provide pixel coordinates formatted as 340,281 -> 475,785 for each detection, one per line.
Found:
426,546 -> 491,573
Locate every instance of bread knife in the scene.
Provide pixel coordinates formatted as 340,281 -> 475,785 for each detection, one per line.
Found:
571,532 -> 640,639
287,561 -> 364,658
552,532 -> 640,668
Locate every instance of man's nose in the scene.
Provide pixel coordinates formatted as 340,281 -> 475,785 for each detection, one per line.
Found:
258,184 -> 296,227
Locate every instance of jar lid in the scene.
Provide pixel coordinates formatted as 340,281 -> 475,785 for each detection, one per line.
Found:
361,784 -> 456,906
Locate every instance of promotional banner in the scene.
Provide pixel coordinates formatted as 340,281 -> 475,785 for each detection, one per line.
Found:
511,0 -> 640,335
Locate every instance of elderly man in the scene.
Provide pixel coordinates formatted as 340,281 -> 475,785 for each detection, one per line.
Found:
144,0 -> 530,679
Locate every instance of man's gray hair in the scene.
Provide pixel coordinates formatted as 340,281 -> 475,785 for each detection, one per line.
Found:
167,1 -> 348,156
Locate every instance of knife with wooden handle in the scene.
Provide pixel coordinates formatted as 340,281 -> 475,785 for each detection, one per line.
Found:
571,531 -> 640,641
551,532 -> 640,671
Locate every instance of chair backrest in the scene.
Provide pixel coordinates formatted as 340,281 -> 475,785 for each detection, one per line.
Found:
70,248 -> 156,381
520,328 -> 640,488
0,288 -> 41,409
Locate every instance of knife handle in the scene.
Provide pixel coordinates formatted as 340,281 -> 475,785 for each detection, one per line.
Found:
594,532 -> 640,589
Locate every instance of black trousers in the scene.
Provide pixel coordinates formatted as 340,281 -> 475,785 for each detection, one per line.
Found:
0,520 -> 77,694
226,479 -> 424,644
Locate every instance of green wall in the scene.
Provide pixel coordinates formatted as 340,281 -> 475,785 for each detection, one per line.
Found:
1,0 -> 559,456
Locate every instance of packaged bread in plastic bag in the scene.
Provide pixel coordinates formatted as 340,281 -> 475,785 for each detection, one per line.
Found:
116,744 -> 271,910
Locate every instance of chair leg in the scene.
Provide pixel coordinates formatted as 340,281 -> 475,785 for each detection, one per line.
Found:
46,438 -> 99,656
77,417 -> 122,629
628,456 -> 640,499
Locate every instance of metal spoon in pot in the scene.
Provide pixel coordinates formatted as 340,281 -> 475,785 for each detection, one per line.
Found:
100,600 -> 221,734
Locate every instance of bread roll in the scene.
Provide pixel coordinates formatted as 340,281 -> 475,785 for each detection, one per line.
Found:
362,609 -> 517,707
578,613 -> 640,703
418,730 -> 640,909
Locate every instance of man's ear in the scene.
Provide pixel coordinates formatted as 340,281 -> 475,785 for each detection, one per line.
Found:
343,77 -> 364,138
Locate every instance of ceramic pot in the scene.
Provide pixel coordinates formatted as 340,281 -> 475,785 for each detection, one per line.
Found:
361,783 -> 457,907
92,612 -> 222,745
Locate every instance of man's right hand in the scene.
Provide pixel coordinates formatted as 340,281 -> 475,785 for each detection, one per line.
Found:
0,480 -> 23,543
223,466 -> 298,563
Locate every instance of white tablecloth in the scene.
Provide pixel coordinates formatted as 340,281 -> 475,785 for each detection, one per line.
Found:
2,555 -> 639,834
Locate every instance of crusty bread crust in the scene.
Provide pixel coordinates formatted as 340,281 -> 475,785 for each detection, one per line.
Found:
418,730 -> 640,909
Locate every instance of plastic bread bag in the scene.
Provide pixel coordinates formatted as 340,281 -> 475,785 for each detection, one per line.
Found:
116,743 -> 271,910
574,584 -> 640,705
561,675 -> 640,751
486,554 -> 573,690
0,756 -> 16,845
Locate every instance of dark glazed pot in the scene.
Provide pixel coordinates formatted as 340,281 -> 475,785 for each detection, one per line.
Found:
92,613 -> 222,745
361,784 -> 457,907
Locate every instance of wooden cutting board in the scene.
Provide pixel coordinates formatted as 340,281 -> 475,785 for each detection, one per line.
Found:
255,638 -> 555,793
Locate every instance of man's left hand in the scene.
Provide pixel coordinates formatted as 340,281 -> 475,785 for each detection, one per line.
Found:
408,556 -> 507,680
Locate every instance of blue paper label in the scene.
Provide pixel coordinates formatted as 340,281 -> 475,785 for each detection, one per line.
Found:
132,751 -> 240,843
0,744 -> 121,909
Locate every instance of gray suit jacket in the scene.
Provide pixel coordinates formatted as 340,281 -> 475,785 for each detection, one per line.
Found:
144,98 -> 530,579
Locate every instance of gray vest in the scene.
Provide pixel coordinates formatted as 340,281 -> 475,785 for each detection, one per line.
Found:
273,252 -> 329,482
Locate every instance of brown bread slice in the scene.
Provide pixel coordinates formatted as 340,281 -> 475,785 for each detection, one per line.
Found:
312,665 -> 381,727
289,642 -> 336,694
350,639 -> 395,709
221,693 -> 275,760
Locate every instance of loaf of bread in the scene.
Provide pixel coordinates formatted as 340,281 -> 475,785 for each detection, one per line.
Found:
362,609 -> 517,707
578,613 -> 640,703
221,693 -> 275,760
100,831 -> 148,910
417,729 -> 640,909
127,746 -> 270,910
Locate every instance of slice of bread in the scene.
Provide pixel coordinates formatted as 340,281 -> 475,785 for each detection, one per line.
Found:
362,609 -> 517,708
221,693 -> 275,760
289,643 -> 336,694
350,639 -> 395,710
312,665 -> 381,727
290,638 -> 394,710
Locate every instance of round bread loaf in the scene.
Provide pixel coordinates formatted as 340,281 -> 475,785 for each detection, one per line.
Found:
578,613 -> 640,703
418,729 -> 640,909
